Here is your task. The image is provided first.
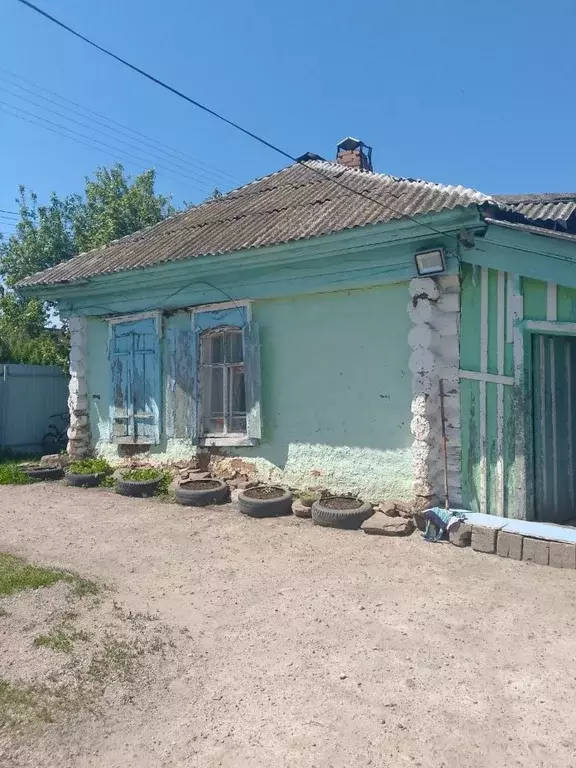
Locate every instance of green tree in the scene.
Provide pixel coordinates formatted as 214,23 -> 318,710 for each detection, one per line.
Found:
0,164 -> 174,366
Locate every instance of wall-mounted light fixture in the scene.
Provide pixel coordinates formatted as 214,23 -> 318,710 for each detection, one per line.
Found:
414,248 -> 445,276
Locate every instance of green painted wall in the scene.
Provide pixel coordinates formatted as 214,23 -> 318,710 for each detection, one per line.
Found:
86,283 -> 413,501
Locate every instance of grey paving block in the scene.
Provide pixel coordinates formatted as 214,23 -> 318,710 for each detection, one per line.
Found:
522,538 -> 550,566
471,526 -> 498,554
448,522 -> 472,547
549,541 -> 576,569
496,531 -> 523,561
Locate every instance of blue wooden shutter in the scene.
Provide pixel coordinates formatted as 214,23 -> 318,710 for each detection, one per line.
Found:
166,328 -> 195,439
109,317 -> 161,444
109,324 -> 133,441
243,320 -> 262,440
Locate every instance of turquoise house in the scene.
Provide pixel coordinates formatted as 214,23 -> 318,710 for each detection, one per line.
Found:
19,139 -> 576,522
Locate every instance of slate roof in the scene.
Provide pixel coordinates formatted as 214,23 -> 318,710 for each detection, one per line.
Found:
18,159 -> 491,288
493,193 -> 576,224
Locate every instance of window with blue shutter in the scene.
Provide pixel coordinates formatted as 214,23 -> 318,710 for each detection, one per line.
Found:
191,304 -> 261,445
109,316 -> 161,444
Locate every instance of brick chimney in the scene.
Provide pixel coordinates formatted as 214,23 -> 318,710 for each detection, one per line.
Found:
336,137 -> 373,172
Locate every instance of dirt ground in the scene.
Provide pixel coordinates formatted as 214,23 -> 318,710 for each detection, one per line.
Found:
1,484 -> 576,768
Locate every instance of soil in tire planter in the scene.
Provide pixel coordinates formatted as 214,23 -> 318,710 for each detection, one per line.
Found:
242,486 -> 286,500
320,497 -> 364,510
311,498 -> 373,530
175,479 -> 229,507
238,487 -> 293,518
183,480 -> 222,491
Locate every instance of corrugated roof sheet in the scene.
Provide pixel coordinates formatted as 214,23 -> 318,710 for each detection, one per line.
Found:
493,193 -> 576,223
484,217 -> 576,244
18,160 -> 491,288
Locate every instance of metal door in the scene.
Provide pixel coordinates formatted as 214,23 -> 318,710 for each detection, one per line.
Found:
532,334 -> 576,522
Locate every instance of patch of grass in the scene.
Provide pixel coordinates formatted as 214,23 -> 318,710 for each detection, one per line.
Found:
0,463 -> 34,485
100,474 -> 116,489
0,553 -> 99,598
34,626 -> 90,653
0,679 -> 59,730
68,457 -> 112,475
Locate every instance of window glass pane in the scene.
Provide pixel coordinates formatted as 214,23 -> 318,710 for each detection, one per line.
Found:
230,367 -> 246,414
200,335 -> 212,364
231,416 -> 246,433
202,365 -> 224,433
227,331 -> 243,364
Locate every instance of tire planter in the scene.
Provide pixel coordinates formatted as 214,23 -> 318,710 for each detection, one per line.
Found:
311,497 -> 373,530
238,487 -> 293,518
22,466 -> 64,482
65,471 -> 106,488
116,475 -> 162,498
175,479 -> 229,507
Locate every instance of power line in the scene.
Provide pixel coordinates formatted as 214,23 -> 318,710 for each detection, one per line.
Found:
14,0 -> 461,244
0,83 -> 224,193
0,67 -> 239,188
0,100 -> 216,193
0,209 -> 19,217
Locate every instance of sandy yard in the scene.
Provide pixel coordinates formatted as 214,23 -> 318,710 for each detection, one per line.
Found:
1,483 -> 576,768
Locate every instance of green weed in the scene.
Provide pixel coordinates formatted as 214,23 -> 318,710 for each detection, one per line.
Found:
34,626 -> 90,654
0,553 -> 99,598
68,457 -> 112,475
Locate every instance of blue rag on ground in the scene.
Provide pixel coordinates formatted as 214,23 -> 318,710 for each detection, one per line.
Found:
423,507 -> 466,542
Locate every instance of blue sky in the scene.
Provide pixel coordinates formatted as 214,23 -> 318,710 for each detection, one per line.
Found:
1,0 -> 575,236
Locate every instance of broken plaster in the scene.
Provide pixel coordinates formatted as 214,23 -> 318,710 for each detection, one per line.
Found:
408,276 -> 462,505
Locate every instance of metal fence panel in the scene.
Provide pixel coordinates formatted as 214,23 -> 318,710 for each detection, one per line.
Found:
0,364 -> 69,454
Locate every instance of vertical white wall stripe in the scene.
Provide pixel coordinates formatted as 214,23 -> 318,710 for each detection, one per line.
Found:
550,338 -> 558,514
480,267 -> 489,514
496,271 -> 505,515
567,341 -> 574,510
539,335 -> 547,508
547,283 -> 557,322
510,274 -> 526,519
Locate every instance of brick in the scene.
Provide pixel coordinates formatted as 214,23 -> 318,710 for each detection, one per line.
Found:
522,538 -> 550,566
448,522 -> 472,547
496,531 -> 523,561
549,541 -> 576,569
471,526 -> 497,554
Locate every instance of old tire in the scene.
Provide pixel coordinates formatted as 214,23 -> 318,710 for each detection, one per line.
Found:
238,488 -> 293,518
65,472 -> 105,488
311,499 -> 373,530
22,466 -> 64,482
116,476 -> 161,498
175,479 -> 229,507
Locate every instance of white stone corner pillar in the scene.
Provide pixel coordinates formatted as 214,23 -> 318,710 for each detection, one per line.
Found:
67,316 -> 91,458
408,275 -> 462,507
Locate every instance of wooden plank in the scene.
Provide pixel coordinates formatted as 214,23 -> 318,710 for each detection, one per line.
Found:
546,283 -> 557,322
458,370 -> 514,385
243,320 -> 262,440
479,267 -> 488,515
496,271 -> 505,515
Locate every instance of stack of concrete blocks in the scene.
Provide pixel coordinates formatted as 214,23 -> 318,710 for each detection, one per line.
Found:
448,515 -> 576,570
408,276 -> 462,508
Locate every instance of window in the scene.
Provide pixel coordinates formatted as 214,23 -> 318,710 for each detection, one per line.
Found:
191,303 -> 261,446
200,328 -> 247,435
